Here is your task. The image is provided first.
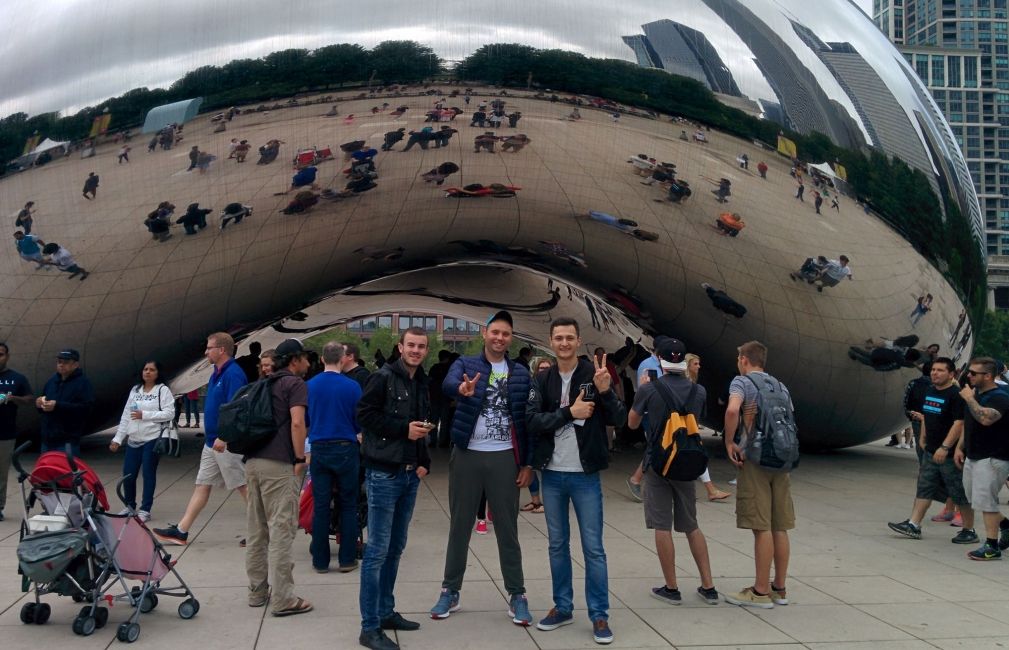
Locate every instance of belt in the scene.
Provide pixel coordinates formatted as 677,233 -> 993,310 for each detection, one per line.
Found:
403,464 -> 415,471
312,439 -> 356,446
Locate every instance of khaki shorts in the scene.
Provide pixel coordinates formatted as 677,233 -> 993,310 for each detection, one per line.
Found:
195,444 -> 247,490
643,468 -> 698,533
735,461 -> 795,531
963,457 -> 1009,513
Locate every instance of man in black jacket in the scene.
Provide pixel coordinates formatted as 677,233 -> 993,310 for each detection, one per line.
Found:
35,349 -> 95,457
527,317 -> 625,645
341,342 -> 371,389
356,326 -> 432,650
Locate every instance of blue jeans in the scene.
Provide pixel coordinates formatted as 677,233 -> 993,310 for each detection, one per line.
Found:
122,439 -> 161,513
309,441 -> 360,568
541,469 -> 609,621
183,396 -> 200,424
359,467 -> 420,633
41,440 -> 81,458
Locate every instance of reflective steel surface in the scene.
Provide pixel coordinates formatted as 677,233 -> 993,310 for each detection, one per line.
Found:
0,0 -> 979,448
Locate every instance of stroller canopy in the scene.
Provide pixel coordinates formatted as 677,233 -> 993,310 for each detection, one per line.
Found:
30,452 -> 111,511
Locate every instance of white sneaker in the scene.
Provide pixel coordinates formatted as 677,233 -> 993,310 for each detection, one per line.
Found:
728,479 -> 737,486
117,508 -> 132,516
138,511 -> 151,523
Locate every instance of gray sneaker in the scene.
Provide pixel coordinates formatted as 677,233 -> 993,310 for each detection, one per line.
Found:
887,519 -> 921,540
430,589 -> 460,619
626,478 -> 643,503
651,586 -> 681,605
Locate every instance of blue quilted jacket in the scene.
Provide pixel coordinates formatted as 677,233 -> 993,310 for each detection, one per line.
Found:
442,352 -> 532,466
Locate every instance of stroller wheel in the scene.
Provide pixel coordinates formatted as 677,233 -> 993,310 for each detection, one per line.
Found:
139,593 -> 157,613
95,607 -> 109,629
117,622 -> 141,643
71,592 -> 84,603
19,602 -> 37,624
72,614 -> 96,636
33,602 -> 51,625
178,598 -> 199,619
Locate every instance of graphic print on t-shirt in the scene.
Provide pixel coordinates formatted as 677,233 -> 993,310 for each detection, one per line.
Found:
475,366 -> 511,443
922,393 -> 948,415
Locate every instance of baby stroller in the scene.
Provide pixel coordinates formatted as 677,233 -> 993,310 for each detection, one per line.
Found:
13,443 -> 199,643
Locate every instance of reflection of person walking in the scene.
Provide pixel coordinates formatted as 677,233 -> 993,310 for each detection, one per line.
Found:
118,145 -> 131,164
15,201 -> 34,234
814,192 -> 823,214
187,145 -> 200,171
82,172 -> 99,199
42,243 -> 89,280
795,183 -> 805,201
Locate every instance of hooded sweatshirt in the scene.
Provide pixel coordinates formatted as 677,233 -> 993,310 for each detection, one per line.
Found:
113,383 -> 175,445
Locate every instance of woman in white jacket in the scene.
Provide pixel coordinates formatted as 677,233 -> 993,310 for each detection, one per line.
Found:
109,361 -> 174,521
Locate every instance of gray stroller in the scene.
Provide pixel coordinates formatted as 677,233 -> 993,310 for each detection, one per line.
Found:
13,443 -> 199,643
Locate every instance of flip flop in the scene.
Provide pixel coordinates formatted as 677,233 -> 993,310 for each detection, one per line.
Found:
520,502 -> 538,512
709,491 -> 732,501
272,597 -> 313,617
531,504 -> 545,514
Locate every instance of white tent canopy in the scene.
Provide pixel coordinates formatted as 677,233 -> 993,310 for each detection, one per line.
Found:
808,162 -> 839,179
31,137 -> 69,154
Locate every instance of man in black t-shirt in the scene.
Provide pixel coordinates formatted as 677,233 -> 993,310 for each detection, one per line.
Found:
888,357 -> 976,543
0,342 -> 34,521
954,357 -> 1009,560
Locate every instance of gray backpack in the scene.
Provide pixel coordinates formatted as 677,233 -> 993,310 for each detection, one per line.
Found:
743,374 -> 800,472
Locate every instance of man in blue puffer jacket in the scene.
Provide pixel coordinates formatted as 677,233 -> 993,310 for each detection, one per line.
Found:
430,310 -> 535,626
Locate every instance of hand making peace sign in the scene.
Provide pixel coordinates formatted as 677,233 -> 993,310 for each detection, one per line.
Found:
593,353 -> 611,393
459,372 -> 481,397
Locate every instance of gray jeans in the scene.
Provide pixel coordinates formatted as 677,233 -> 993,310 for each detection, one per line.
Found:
441,447 -> 524,594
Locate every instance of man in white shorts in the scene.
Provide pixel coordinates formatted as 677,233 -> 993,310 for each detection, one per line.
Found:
154,332 -> 249,545
955,356 -> 1009,560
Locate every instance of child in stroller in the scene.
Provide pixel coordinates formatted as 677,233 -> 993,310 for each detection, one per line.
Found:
12,443 -> 199,643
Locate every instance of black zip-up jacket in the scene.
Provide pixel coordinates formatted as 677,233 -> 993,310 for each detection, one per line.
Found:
527,358 -> 627,474
37,368 -> 95,446
356,358 -> 431,473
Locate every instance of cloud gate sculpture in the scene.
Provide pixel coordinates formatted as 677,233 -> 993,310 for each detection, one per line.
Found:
0,0 -> 983,448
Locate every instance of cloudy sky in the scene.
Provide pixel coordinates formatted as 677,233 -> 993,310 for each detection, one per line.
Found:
0,0 -> 877,117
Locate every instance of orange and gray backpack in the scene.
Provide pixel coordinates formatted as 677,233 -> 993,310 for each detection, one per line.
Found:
649,381 -> 708,481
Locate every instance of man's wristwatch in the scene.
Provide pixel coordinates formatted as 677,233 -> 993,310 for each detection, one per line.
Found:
940,445 -> 952,451
294,456 -> 306,464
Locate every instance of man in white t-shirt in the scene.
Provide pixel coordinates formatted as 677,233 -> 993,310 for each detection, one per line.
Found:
818,255 -> 852,291
42,242 -> 89,280
527,317 -> 625,645
431,311 -> 535,626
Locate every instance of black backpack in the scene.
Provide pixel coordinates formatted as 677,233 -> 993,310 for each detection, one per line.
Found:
742,374 -> 800,472
649,381 -> 708,481
216,376 -> 278,455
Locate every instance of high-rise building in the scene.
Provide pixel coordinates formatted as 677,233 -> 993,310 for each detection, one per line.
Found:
874,0 -> 1009,308
622,20 -> 742,96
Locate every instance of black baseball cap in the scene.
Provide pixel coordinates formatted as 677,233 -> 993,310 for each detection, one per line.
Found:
656,338 -> 687,372
274,338 -> 305,357
56,349 -> 80,361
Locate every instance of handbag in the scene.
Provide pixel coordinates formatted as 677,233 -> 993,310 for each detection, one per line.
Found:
153,386 -> 182,458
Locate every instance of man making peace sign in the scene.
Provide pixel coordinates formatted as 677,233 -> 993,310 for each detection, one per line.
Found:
526,317 -> 626,645
431,311 -> 536,625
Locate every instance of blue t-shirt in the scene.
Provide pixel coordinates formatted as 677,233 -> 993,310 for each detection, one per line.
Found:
292,166 -> 317,186
203,358 -> 247,446
637,356 -> 660,386
0,368 -> 32,440
17,235 -> 41,256
307,371 -> 362,443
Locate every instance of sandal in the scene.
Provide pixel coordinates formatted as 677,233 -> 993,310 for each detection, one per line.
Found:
520,502 -> 538,512
708,491 -> 732,501
531,504 -> 545,514
272,597 -> 313,617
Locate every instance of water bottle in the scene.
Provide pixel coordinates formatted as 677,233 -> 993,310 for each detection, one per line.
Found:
131,401 -> 140,413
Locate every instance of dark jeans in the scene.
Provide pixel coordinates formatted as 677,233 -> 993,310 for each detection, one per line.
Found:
122,439 -> 161,513
41,440 -> 81,458
309,441 -> 360,569
183,396 -> 200,424
359,467 -> 420,633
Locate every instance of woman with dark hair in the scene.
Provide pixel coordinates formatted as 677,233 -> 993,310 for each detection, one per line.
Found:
109,360 -> 174,521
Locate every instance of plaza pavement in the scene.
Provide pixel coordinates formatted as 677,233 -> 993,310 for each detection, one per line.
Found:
2,430 -> 1008,649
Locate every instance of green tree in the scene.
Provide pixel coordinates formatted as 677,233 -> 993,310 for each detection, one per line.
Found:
972,310 -> 1009,362
369,41 -> 442,83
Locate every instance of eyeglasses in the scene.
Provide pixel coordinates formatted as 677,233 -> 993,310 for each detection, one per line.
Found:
966,370 -> 989,376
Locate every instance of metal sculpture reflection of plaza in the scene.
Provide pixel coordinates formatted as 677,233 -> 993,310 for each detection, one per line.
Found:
0,0 -> 980,448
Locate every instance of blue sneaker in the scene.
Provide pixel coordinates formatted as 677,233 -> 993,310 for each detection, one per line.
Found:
593,619 -> 613,645
536,608 -> 573,631
430,588 -> 460,619
508,594 -> 532,626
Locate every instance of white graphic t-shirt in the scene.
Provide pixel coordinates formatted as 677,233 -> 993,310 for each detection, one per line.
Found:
468,360 -> 514,452
548,370 -> 584,472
